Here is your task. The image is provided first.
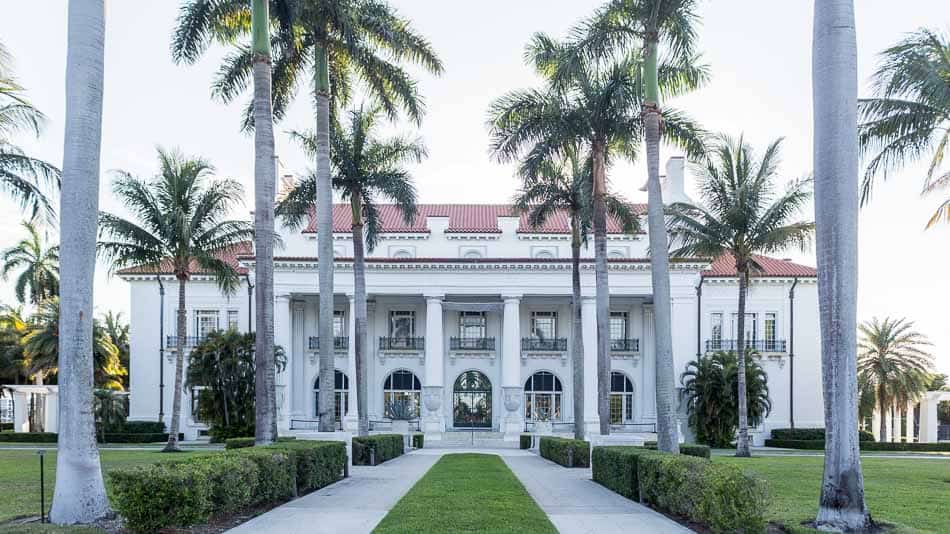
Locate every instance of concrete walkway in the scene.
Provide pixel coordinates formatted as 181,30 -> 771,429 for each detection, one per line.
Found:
502,454 -> 691,534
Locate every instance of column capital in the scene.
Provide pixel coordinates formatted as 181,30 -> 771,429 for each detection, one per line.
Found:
292,300 -> 305,312
424,293 -> 444,302
275,293 -> 292,302
580,295 -> 597,304
502,294 -> 522,303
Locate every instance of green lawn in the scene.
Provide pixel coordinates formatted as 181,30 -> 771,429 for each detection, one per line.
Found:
715,456 -> 950,533
0,448 -> 214,527
373,453 -> 556,534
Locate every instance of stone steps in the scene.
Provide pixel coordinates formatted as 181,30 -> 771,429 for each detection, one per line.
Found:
426,431 -> 520,449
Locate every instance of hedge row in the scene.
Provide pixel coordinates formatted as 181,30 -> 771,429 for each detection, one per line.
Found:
0,432 -> 57,442
352,434 -> 404,465
520,434 -> 532,450
99,432 -> 182,444
764,439 -> 950,452
642,441 -> 711,459
592,446 -> 769,533
107,421 -> 166,434
770,428 -> 874,442
109,440 -> 346,533
412,433 -> 424,449
225,437 -> 255,450
539,437 -> 590,468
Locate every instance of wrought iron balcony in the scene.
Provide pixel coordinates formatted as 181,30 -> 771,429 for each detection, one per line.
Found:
165,335 -> 204,349
521,337 -> 568,352
378,336 -> 425,351
705,339 -> 787,353
610,338 -> 640,352
308,336 -> 349,351
450,337 -> 496,351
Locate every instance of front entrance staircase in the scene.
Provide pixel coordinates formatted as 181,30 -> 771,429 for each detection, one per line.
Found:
427,431 -> 519,449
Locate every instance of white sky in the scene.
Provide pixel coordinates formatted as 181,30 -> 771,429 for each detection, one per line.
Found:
1,1 -> 947,374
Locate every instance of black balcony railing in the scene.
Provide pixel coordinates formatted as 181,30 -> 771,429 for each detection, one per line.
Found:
521,337 -> 568,351
165,335 -> 204,349
308,336 -> 349,351
705,339 -> 787,353
610,338 -> 640,352
450,337 -> 496,351
378,336 -> 425,351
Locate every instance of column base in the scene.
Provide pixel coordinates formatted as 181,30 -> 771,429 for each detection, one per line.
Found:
503,416 -> 524,441
342,415 -> 359,433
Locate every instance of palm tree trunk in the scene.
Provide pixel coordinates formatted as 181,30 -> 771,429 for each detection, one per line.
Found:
643,34 -> 679,454
314,42 -> 335,432
877,388 -> 887,442
591,142 -> 610,436
735,268 -> 751,457
351,196 -> 369,437
251,0 -> 277,445
164,277 -> 187,452
570,214 -> 584,440
813,0 -> 870,529
50,0 -> 110,522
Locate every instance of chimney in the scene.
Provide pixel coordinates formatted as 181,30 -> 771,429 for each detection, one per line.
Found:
497,215 -> 520,234
426,215 -> 449,234
662,157 -> 689,204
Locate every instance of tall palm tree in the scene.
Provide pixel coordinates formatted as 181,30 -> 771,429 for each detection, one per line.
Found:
0,40 -> 60,222
248,0 -> 279,446
100,311 -> 130,389
569,0 -> 702,453
1,221 -> 59,306
97,148 -> 253,451
0,305 -> 28,383
489,34 -> 704,436
278,103 -> 423,436
668,135 -> 814,456
858,28 -> 949,228
857,317 -> 934,442
172,0 -> 442,431
49,0 -> 109,523
512,151 -> 640,440
812,0 -> 871,529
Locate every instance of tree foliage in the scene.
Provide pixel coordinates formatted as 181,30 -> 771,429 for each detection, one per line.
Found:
1,221 -> 59,305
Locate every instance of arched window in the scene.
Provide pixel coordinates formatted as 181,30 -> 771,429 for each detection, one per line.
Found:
524,371 -> 562,421
463,250 -> 483,259
608,250 -> 626,260
534,250 -> 554,259
392,249 -> 413,259
609,371 -> 635,424
383,370 -> 422,418
314,370 -> 349,422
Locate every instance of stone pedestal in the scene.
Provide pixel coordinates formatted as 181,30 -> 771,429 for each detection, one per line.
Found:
422,386 -> 444,438
502,386 -> 523,441
393,419 -> 411,450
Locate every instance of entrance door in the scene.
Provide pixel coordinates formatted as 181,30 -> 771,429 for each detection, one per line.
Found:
453,370 -> 492,428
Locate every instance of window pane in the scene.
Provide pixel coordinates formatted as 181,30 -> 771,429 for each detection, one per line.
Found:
609,312 -> 627,340
333,310 -> 346,337
459,311 -> 486,338
390,311 -> 415,337
531,312 -> 556,339
610,395 -> 622,424
195,310 -> 219,338
764,313 -> 776,343
227,310 -> 239,329
711,313 -> 723,342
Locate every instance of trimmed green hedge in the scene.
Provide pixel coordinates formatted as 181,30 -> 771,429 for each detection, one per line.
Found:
643,441 -> 711,459
412,433 -> 424,449
107,421 -> 166,434
109,440 -> 346,533
0,432 -> 57,442
352,434 -> 404,465
225,437 -> 256,450
592,446 -> 660,500
539,437 -> 589,467
770,428 -> 874,442
520,434 -> 532,450
764,439 -> 950,452
100,432 -> 182,443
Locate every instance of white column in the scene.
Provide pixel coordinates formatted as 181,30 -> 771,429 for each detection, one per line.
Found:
344,295 -> 358,431
423,296 -> 445,436
291,301 -> 306,417
919,393 -> 939,443
501,296 -> 523,439
274,294 -> 292,431
581,296 -> 600,434
642,305 -> 657,420
907,400 -> 916,442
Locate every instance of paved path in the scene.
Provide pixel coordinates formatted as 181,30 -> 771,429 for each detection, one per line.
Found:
502,454 -> 691,534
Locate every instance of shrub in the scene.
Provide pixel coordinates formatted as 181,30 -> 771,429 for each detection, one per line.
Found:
225,437 -> 256,450
0,423 -> 12,431
412,433 -> 424,449
638,451 -> 769,533
764,439 -> 950,452
770,428 -> 874,442
643,441 -> 711,459
107,421 -> 165,434
109,463 -> 213,533
0,432 -> 57,443
520,434 -> 532,450
187,454 -> 258,514
539,437 -> 589,467
352,434 -> 404,465
592,446 -> 661,500
272,440 -> 346,493
98,432 -> 182,443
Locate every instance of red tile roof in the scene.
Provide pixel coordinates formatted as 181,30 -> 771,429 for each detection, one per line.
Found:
702,253 -> 816,278
304,203 -> 648,234
116,242 -> 252,276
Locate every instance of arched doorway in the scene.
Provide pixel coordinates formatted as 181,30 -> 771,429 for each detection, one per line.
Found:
314,370 -> 349,422
524,371 -> 563,421
610,371 -> 635,424
453,370 -> 492,428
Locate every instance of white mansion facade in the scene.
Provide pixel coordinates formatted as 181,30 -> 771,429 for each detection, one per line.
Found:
122,159 -> 825,444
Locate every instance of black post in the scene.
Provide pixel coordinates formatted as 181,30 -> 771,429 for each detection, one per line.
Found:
788,277 -> 799,429
157,276 -> 165,423
37,449 -> 46,523
246,274 -> 253,332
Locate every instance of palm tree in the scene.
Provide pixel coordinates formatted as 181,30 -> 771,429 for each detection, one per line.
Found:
21,298 -> 126,390
1,222 -> 59,306
512,151 -> 640,440
278,103 -> 423,436
0,40 -> 60,222
858,28 -> 949,228
100,311 -> 130,389
812,0 -> 871,529
97,148 -> 253,451
667,135 -> 813,456
489,35 -> 704,436
857,317 -> 934,442
172,0 -> 443,432
49,0 -> 109,523
568,0 -> 702,454
0,305 -> 28,383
